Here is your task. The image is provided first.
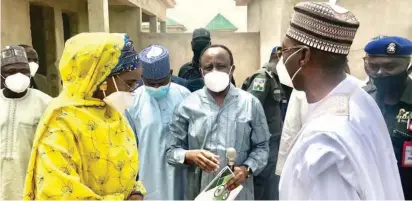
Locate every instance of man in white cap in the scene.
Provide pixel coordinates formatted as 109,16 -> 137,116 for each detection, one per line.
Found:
0,46 -> 51,200
126,44 -> 190,200
277,1 -> 403,200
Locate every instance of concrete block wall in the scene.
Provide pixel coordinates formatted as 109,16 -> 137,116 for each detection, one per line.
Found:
138,32 -> 261,86
247,0 -> 412,79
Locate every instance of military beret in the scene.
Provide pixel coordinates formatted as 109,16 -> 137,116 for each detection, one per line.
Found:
365,36 -> 412,56
272,46 -> 281,54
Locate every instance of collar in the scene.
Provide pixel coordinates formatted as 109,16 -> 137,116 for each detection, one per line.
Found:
401,77 -> 412,104
0,88 -> 31,101
200,84 -> 239,106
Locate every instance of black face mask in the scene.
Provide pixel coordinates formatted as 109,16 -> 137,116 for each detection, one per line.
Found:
192,40 -> 210,61
371,71 -> 408,95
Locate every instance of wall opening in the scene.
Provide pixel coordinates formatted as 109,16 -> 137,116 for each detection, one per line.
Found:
29,4 -> 46,76
29,3 -> 59,97
62,13 -> 72,42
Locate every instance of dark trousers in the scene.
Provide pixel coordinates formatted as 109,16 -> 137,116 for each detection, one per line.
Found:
399,165 -> 412,199
254,136 -> 280,200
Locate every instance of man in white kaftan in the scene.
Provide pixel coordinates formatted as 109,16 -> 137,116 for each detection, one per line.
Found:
280,75 -> 404,199
0,46 -> 51,200
127,45 -> 190,200
277,2 -> 403,199
276,74 -> 364,175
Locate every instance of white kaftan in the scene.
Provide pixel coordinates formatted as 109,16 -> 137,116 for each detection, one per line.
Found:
127,83 -> 190,200
276,74 -> 364,175
279,75 -> 404,200
0,89 -> 51,200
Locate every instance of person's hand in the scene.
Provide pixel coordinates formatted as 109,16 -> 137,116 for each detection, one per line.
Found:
225,166 -> 249,191
127,191 -> 143,200
185,150 -> 219,172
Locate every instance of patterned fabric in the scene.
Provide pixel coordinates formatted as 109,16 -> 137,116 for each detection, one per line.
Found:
109,35 -> 140,76
286,1 -> 359,55
1,46 -> 28,67
139,45 -> 170,80
166,85 -> 270,200
23,33 -> 146,200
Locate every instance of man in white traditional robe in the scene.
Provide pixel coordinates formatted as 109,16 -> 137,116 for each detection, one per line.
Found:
127,45 -> 190,200
277,2 -> 404,199
0,46 -> 51,200
276,76 -> 364,175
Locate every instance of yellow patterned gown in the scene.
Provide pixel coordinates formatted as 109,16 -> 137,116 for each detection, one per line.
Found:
23,33 -> 146,200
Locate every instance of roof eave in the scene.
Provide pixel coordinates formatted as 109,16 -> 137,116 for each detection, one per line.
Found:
161,0 -> 176,8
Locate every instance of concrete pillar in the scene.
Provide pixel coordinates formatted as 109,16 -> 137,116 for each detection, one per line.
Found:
53,8 -> 64,92
149,15 -> 158,33
160,21 -> 166,33
259,0 -> 287,65
1,0 -> 31,47
247,0 -> 260,32
87,0 -> 109,32
78,1 -> 89,33
125,7 -> 142,49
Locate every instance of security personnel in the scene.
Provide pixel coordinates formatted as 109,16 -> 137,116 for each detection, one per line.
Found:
241,46 -> 286,200
178,28 -> 235,91
363,36 -> 412,199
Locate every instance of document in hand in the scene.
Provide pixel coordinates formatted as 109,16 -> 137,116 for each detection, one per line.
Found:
194,166 -> 243,201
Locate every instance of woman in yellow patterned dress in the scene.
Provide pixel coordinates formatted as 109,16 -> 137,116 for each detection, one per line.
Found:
23,33 -> 146,200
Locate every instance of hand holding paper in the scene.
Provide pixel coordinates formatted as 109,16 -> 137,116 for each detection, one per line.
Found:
225,166 -> 249,191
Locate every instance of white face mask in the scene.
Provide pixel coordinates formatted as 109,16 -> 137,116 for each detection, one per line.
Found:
2,73 -> 31,93
29,62 -> 39,76
202,66 -> 233,93
103,77 -> 136,113
275,48 -> 305,88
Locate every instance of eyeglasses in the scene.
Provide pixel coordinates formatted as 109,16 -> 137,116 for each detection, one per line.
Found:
280,45 -> 307,53
116,75 -> 139,92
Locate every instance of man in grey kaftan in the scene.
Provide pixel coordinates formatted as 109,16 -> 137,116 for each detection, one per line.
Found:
166,84 -> 270,200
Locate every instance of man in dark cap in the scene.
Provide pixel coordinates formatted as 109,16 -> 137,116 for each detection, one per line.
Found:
18,44 -> 51,95
241,46 -> 287,200
277,1 -> 403,199
178,28 -> 235,91
363,36 -> 412,199
0,46 -> 51,199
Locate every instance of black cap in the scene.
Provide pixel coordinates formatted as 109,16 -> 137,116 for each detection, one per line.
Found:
192,28 -> 211,41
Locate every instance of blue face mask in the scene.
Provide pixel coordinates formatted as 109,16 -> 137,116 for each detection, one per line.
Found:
145,83 -> 171,99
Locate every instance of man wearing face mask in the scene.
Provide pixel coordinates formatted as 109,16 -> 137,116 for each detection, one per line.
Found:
18,44 -> 51,96
240,46 -> 286,200
363,36 -> 412,199
277,2 -> 403,200
127,45 -> 190,200
167,44 -> 270,200
0,46 -> 51,200
178,28 -> 236,91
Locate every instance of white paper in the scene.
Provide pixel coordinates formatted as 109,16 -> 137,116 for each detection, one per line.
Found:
194,166 -> 243,201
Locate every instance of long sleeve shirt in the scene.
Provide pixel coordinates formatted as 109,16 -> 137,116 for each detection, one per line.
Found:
279,76 -> 404,200
127,83 -> 190,200
166,85 -> 270,200
0,89 -> 51,200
